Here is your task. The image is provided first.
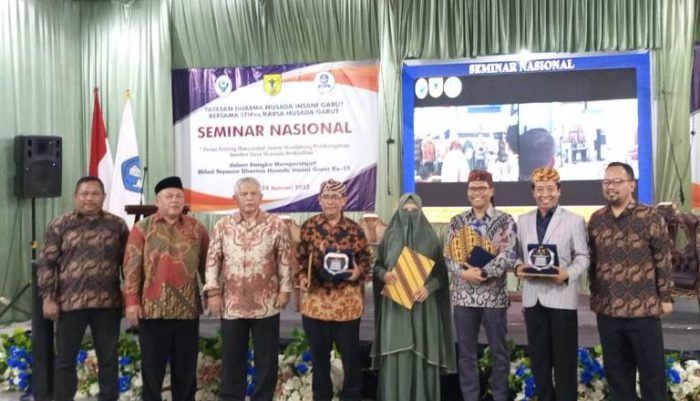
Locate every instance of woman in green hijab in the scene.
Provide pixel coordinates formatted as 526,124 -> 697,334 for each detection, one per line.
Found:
371,193 -> 456,401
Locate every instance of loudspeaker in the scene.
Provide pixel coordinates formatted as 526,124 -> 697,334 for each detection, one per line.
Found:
14,136 -> 62,198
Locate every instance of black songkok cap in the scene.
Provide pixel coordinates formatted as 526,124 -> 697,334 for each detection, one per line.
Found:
155,176 -> 183,194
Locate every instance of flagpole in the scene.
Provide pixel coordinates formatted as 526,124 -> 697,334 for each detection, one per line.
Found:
142,90 -> 149,204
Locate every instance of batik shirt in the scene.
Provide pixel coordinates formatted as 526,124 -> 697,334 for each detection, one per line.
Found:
588,200 -> 673,318
37,211 -> 129,311
123,213 -> 210,319
204,211 -> 292,319
444,206 -> 517,308
296,214 -> 372,321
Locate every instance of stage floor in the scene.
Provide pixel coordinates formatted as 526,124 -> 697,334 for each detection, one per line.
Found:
2,292 -> 697,353
196,291 -> 700,355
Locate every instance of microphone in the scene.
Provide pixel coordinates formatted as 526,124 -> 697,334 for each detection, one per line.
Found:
139,166 -> 148,205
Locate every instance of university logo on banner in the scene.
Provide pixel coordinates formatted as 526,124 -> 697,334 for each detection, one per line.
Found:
120,156 -> 142,192
263,74 -> 282,96
428,77 -> 444,98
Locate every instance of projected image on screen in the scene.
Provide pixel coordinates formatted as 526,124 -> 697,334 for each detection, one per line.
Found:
403,52 -> 652,209
414,100 -> 639,184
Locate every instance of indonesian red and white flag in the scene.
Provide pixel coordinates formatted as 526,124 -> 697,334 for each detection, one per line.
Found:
88,87 -> 114,207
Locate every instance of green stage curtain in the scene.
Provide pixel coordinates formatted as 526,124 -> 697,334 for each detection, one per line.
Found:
695,0 -> 700,42
653,0 -> 695,211
79,0 -> 173,198
0,0 -> 81,322
171,0 -> 378,68
0,0 -> 172,323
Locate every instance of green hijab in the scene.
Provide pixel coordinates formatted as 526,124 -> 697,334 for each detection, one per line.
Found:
381,193 -> 442,266
371,193 -> 455,373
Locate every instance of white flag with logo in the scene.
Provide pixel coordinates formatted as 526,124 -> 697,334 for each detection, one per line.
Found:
108,94 -> 143,228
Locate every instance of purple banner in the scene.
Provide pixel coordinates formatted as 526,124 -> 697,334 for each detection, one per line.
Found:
172,64 -> 310,123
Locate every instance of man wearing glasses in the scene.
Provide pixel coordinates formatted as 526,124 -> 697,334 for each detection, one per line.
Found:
445,170 -> 517,401
588,161 -> 673,401
295,179 -> 372,401
514,168 -> 589,401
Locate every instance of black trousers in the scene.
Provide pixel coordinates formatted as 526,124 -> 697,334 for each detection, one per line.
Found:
524,302 -> 578,401
302,316 -> 362,401
55,308 -> 121,401
138,318 -> 199,401
597,314 -> 667,401
220,314 -> 280,401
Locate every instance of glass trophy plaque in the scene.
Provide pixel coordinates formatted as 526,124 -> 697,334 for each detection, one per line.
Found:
323,252 -> 350,276
523,244 -> 559,275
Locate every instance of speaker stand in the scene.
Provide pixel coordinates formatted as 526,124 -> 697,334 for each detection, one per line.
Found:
30,198 -> 54,401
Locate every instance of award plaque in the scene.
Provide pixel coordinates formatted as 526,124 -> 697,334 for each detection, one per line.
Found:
323,252 -> 350,276
522,244 -> 559,276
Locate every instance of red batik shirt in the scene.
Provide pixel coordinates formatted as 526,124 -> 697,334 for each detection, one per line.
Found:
123,213 -> 210,319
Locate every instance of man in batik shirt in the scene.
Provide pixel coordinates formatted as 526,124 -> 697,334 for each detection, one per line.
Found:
38,176 -> 129,401
444,170 -> 517,401
204,176 -> 292,401
296,179 -> 372,401
589,162 -> 673,401
123,176 -> 210,401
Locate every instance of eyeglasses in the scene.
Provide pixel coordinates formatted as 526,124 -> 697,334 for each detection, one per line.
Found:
467,186 -> 491,193
533,186 -> 558,194
601,179 -> 631,188
320,194 -> 344,201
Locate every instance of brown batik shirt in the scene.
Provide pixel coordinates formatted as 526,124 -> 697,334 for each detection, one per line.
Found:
588,200 -> 673,318
37,211 -> 129,311
296,213 -> 372,321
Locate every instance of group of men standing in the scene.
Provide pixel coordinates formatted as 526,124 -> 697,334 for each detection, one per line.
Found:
446,162 -> 672,401
37,175 -> 371,401
36,160 -> 673,401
